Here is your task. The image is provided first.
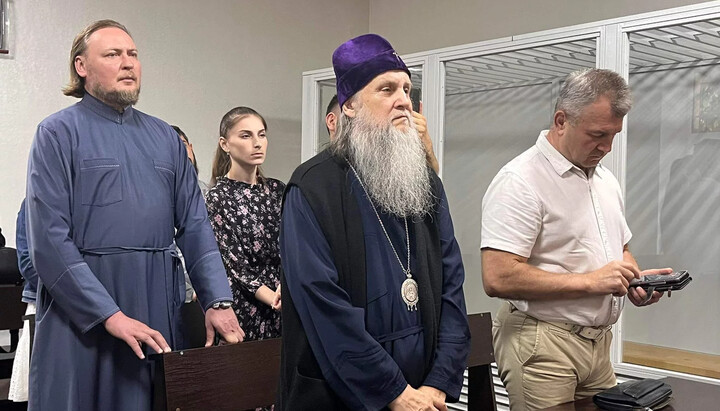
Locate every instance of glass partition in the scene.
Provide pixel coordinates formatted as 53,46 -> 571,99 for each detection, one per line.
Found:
442,39 -> 597,315
624,18 -> 720,378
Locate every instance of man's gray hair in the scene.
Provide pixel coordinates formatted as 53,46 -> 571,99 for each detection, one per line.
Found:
554,69 -> 632,122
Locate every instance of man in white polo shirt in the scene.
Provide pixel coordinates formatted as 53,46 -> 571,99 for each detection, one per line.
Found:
481,69 -> 672,410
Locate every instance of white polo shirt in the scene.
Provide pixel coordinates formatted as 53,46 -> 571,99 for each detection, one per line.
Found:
481,131 -> 632,326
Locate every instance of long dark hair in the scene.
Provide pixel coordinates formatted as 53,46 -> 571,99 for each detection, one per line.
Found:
210,106 -> 268,187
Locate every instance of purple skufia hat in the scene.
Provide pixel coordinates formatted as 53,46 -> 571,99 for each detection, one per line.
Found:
333,34 -> 410,107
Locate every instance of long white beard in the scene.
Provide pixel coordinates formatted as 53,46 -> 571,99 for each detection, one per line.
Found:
335,108 -> 433,218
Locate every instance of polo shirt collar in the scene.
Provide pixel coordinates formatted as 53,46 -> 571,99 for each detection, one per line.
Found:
535,130 -> 602,178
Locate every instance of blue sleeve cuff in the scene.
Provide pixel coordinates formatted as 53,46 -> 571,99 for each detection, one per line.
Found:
22,289 -> 37,304
423,372 -> 463,403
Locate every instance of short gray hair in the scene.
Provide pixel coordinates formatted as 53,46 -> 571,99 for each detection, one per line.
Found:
554,69 -> 632,123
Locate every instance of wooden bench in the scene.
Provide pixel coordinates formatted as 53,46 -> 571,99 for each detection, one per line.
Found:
152,313 -> 495,411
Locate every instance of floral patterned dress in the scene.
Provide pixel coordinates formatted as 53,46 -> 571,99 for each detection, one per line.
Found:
206,176 -> 284,341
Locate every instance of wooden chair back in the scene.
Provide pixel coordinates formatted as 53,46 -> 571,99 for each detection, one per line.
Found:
152,313 -> 496,410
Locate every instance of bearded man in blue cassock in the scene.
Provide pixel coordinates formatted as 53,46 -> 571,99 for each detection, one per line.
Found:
278,34 -> 471,411
25,19 -> 245,411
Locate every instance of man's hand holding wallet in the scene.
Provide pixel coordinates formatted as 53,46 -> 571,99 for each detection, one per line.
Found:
628,269 -> 692,305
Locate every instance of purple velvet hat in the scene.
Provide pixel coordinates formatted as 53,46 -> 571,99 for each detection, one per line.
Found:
333,34 -> 410,107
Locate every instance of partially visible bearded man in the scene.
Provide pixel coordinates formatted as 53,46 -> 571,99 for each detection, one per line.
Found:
278,34 -> 470,411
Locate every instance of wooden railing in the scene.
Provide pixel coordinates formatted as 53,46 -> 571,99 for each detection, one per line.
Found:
152,313 -> 495,411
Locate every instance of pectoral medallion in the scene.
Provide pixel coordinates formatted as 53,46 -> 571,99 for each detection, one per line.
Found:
401,275 -> 419,311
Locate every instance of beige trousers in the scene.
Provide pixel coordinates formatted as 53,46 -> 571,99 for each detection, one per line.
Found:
492,302 -> 616,410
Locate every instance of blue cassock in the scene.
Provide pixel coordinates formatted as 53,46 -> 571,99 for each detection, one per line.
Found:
16,199 -> 38,303
281,172 -> 470,410
25,94 -> 232,411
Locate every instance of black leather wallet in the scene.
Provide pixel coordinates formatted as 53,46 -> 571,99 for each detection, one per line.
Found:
593,378 -> 673,410
629,270 -> 692,298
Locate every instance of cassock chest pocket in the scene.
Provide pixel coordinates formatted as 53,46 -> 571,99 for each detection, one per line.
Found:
81,158 -> 123,206
153,160 -> 175,176
153,160 -> 176,206
367,280 -> 389,304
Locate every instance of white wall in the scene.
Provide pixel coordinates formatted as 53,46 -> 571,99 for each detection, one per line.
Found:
369,0 -> 716,54
0,0 -> 368,245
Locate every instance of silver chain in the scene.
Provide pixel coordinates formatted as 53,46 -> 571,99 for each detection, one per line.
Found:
348,164 -> 412,279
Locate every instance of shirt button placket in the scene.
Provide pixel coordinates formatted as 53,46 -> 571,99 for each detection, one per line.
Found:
588,176 -> 621,321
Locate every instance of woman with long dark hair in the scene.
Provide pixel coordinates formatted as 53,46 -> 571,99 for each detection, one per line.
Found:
206,107 -> 282,342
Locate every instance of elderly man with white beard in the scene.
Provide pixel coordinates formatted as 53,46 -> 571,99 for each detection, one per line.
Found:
278,34 -> 470,411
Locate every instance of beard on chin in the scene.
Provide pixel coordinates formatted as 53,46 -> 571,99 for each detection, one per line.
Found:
92,85 -> 140,108
333,107 -> 434,218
